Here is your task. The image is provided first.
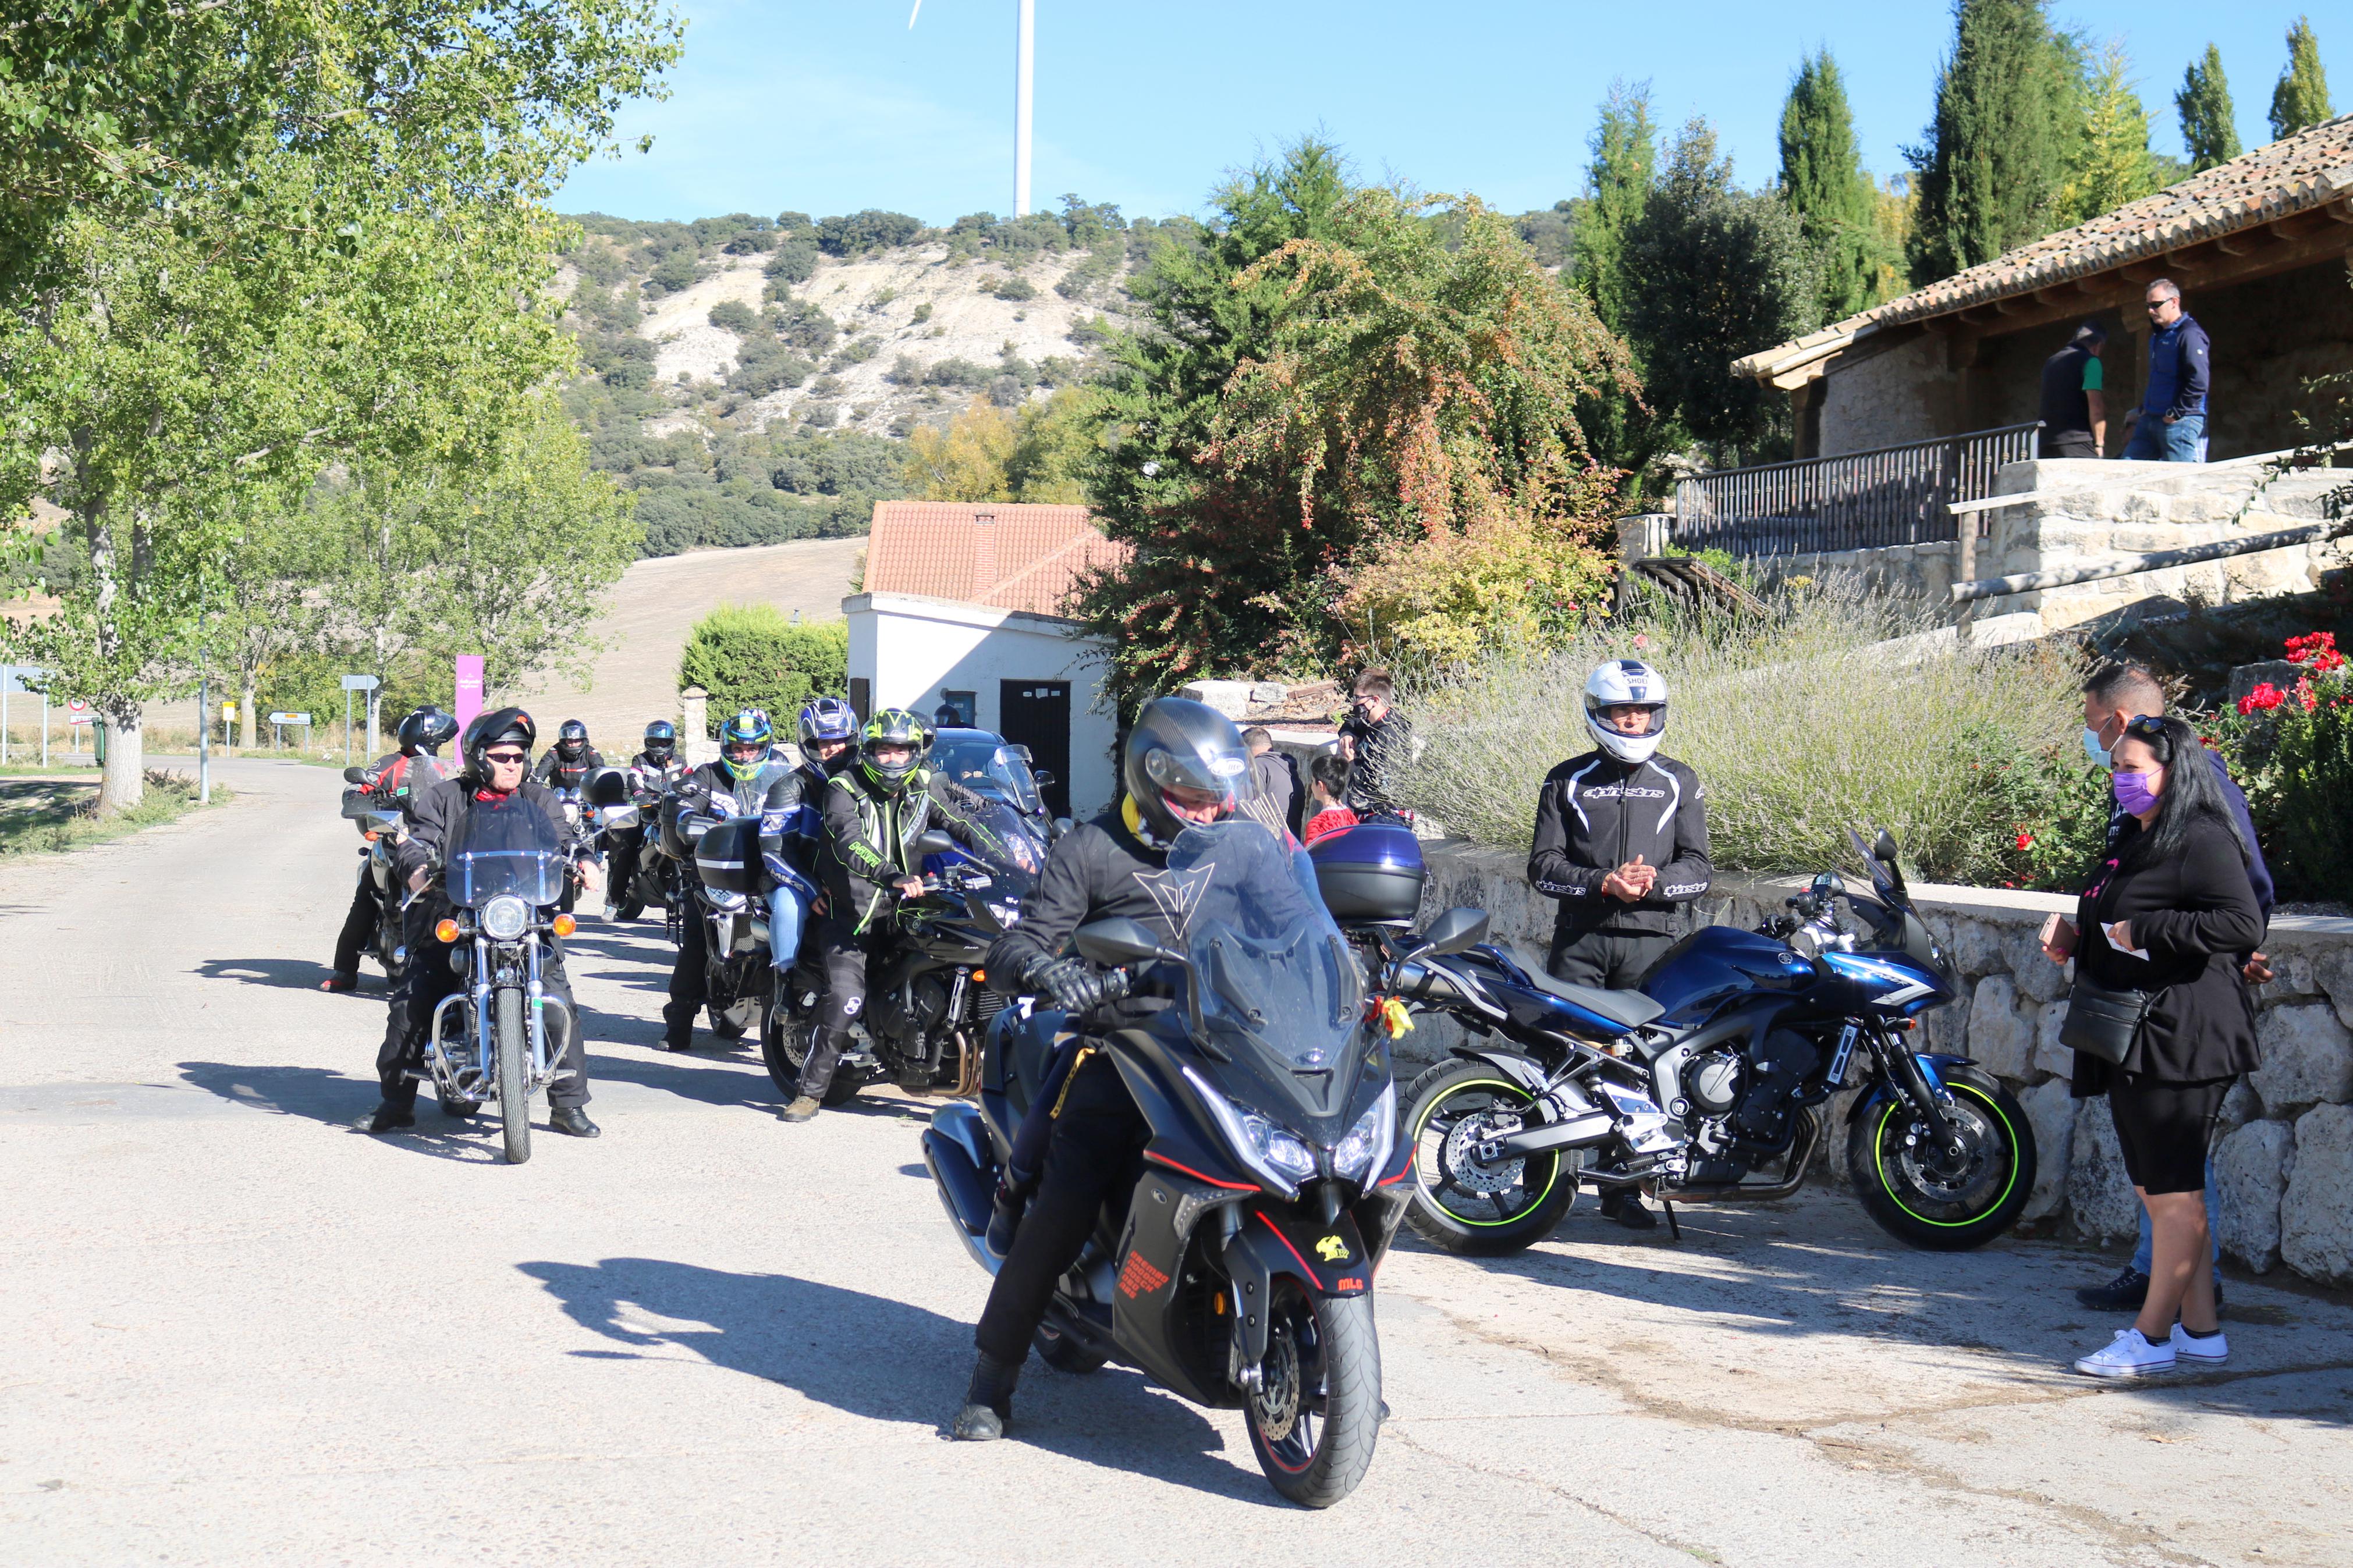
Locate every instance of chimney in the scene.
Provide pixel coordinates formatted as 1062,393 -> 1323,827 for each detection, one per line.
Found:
971,509 -> 996,599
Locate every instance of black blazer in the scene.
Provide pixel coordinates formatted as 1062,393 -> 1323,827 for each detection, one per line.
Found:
2071,813 -> 2263,1091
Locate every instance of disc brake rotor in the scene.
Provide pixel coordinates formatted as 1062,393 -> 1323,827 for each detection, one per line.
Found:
1897,1102 -> 2000,1204
1441,1105 -> 1526,1195
1252,1325 -> 1303,1441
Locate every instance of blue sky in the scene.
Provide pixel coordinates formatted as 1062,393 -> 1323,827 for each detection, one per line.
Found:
556,2 -> 2348,225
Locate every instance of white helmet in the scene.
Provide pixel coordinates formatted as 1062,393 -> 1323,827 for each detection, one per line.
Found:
1584,659 -> 1669,764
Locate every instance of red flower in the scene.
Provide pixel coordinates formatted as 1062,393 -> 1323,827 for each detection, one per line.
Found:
2285,631 -> 2345,673
2297,675 -> 2318,712
2015,831 -> 2035,851
2240,683 -> 2287,716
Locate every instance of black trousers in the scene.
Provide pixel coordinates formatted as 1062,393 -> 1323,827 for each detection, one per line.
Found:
975,1049 -> 1150,1364
661,898 -> 711,1041
606,830 -> 643,913
796,913 -> 876,1098
2038,429 -> 2099,458
1548,929 -> 1677,990
378,902 -> 588,1110
332,862 -> 379,979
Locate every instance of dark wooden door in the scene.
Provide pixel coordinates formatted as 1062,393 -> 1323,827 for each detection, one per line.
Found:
998,680 -> 1071,818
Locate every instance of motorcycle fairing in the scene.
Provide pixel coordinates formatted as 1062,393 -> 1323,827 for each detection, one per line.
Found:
1218,1210 -> 1374,1375
1108,1167 -> 1246,1406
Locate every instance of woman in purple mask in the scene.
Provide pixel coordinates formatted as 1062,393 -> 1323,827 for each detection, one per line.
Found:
2041,713 -> 2263,1379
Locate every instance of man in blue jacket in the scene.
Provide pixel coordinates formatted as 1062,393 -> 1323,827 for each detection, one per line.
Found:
2123,279 -> 2210,462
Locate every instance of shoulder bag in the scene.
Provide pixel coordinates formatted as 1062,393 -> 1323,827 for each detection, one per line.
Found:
2058,973 -> 2154,1065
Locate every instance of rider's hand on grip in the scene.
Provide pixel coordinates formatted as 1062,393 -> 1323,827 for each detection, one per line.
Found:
1033,956 -> 1119,1014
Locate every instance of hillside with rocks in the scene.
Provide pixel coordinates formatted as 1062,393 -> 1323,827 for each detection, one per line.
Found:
556,207 -> 1156,558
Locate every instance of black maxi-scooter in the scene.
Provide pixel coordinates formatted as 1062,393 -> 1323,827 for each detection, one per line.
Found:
921,820 -> 1489,1507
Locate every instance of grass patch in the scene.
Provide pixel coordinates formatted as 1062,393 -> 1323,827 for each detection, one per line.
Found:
0,769 -> 233,859
1392,576 -> 2087,884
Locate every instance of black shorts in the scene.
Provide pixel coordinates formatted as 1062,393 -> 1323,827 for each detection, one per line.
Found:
2109,1075 -> 2231,1195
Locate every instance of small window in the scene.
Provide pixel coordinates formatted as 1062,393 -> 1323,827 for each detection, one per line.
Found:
936,689 -> 977,728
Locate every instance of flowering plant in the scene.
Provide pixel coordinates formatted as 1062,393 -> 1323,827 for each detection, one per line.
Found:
2208,630 -> 2353,902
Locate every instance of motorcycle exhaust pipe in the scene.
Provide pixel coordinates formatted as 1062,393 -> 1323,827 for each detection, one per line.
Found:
1665,1110 -> 1822,1204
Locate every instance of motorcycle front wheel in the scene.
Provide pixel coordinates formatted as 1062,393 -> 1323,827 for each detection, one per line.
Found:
1244,1280 -> 1380,1508
1401,1059 -> 1579,1256
496,986 -> 531,1165
759,1007 -> 861,1107
1847,1063 -> 2035,1250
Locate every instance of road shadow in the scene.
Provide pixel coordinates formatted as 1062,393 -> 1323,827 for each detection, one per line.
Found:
196,955 -> 370,994
174,1060 -> 510,1165
517,1256 -> 1276,1500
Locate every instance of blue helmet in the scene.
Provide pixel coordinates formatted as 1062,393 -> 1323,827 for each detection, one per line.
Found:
718,709 -> 773,781
798,696 -> 858,752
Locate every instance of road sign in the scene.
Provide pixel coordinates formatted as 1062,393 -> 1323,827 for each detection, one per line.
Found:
268,712 -> 312,726
67,698 -> 92,726
340,674 -> 380,691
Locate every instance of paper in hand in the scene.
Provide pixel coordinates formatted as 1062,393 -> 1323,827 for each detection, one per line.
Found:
2102,922 -> 2150,962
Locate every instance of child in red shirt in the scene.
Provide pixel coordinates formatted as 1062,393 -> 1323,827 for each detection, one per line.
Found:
1301,751 -> 1360,846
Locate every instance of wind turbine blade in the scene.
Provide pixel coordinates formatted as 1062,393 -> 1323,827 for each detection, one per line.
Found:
907,0 -> 922,26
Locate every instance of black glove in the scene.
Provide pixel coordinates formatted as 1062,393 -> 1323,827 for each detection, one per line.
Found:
1030,956 -> 1115,1014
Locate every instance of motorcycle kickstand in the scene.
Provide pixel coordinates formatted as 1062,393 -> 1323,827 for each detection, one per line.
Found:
1661,1197 -> 1681,1242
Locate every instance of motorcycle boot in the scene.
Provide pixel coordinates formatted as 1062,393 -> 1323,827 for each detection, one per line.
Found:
367,1100 -> 416,1133
550,1106 -> 602,1138
779,1094 -> 821,1123
950,1351 -> 1021,1441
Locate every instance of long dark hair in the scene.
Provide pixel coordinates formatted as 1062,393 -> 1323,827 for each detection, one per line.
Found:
2116,714 -> 2248,869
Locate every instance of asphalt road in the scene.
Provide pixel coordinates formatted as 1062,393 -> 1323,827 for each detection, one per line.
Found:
3,759 -> 2350,1567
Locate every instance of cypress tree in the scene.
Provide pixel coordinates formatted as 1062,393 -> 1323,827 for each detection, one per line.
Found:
1779,49 -> 1877,321
2175,45 -> 2241,172
2062,41 -> 2158,223
2270,16 -> 2336,141
1906,0 -> 2077,285
1573,79 -> 1656,337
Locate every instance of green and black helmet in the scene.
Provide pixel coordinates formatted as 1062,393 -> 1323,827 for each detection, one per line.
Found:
858,707 -> 933,793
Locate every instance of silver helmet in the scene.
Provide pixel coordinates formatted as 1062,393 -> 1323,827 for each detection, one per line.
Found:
1583,659 -> 1669,765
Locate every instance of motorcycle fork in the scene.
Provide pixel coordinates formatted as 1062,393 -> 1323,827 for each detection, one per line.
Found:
1869,1023 -> 1960,1151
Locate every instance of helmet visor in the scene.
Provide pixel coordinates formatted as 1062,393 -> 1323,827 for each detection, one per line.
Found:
1590,701 -> 1666,739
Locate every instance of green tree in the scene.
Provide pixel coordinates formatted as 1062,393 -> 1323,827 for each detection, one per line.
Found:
1573,80 -> 1657,337
2271,16 -> 2336,141
1907,0 -> 2080,285
1779,50 -> 1879,322
2175,45 -> 2243,172
2061,40 -> 2159,223
677,605 -> 848,731
1623,120 -> 1822,463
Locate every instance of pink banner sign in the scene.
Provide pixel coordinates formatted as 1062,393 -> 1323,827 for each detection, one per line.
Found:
453,655 -> 485,734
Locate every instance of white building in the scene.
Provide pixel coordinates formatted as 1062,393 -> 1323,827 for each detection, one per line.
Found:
843,501 -> 1127,820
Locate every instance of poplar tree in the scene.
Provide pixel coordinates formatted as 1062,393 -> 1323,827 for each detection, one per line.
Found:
1779,49 -> 1878,322
2062,41 -> 2159,223
2175,45 -> 2242,172
2270,17 -> 2336,141
1905,0 -> 2078,285
1573,80 -> 1657,337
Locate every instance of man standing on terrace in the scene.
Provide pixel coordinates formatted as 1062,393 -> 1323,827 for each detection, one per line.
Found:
2123,279 -> 2210,463
2038,322 -> 2109,458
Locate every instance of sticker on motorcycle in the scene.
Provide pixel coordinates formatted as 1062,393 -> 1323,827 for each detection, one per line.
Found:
1116,1250 -> 1171,1299
1314,1234 -> 1350,1263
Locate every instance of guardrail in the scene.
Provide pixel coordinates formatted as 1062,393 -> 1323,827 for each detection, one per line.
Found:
1673,422 -> 2039,557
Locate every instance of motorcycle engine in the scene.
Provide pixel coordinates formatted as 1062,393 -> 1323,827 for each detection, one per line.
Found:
1684,1047 -> 1744,1115
870,973 -> 951,1050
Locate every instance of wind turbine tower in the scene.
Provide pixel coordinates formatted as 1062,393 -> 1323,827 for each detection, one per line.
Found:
910,0 -> 1037,217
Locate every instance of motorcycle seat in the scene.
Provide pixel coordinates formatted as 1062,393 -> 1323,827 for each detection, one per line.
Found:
1504,945 -> 1665,1033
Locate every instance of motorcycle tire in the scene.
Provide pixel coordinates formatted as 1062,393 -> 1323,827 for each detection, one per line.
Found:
1400,1058 -> 1579,1256
1033,1321 -> 1105,1375
496,986 -> 532,1166
1846,1063 -> 2035,1251
613,901 -> 643,922
708,998 -> 753,1041
758,1013 -> 861,1107
1244,1279 -> 1380,1509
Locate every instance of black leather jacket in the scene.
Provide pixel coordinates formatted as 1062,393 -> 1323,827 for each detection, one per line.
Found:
1528,751 -> 1712,941
987,803 -> 1180,1034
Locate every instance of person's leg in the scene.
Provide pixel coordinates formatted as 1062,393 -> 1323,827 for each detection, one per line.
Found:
2139,1190 -> 2218,1338
1607,931 -> 1678,990
605,833 -> 640,915
540,943 -> 591,1114
659,898 -> 709,1048
1546,932 -> 1611,989
791,918 -> 867,1110
2162,413 -> 2205,462
765,873 -> 811,977
2131,1203 -> 2155,1275
2122,418 -> 2164,461
329,864 -> 376,983
375,905 -> 449,1122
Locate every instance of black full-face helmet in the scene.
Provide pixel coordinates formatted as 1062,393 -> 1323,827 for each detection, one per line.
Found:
857,707 -> 934,794
463,707 -> 537,780
555,719 -> 590,760
397,705 -> 459,756
1122,697 -> 1252,843
641,720 -> 677,764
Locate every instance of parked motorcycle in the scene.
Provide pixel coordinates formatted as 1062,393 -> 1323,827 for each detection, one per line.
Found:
1393,827 -> 2036,1254
922,820 -> 1485,1506
339,769 -> 408,983
418,795 -> 582,1165
761,800 -> 1046,1106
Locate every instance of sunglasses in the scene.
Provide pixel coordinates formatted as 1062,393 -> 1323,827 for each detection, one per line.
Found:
484,749 -> 527,764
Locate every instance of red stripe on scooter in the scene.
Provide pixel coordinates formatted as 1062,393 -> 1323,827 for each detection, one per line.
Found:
1145,1150 -> 1258,1192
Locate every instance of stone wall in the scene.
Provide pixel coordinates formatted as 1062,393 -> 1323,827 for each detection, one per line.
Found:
1409,839 -> 2353,1285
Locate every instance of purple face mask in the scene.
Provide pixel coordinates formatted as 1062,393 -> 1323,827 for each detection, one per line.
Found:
2113,768 -> 2161,816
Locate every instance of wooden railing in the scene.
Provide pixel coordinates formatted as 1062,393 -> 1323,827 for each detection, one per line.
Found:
1673,422 -> 2040,557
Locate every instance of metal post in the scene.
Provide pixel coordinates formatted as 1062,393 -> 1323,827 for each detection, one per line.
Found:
3,667 -> 10,766
40,688 -> 48,768
345,689 -> 353,767
1013,0 -> 1034,216
197,672 -> 210,803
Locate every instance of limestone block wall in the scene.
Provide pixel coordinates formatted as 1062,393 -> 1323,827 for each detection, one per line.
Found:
1407,840 -> 2353,1285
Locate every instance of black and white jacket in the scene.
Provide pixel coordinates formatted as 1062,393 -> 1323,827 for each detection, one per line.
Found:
1527,751 -> 1712,941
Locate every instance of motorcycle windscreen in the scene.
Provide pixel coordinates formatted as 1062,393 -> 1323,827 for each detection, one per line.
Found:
930,797 -> 1046,901
445,794 -> 567,908
1166,820 -> 1372,1142
929,733 -> 1046,817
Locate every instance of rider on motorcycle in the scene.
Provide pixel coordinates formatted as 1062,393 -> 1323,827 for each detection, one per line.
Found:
781,707 -> 996,1124
659,709 -> 819,1053
324,706 -> 459,993
950,698 -> 1252,1441
796,696 -> 859,792
605,720 -> 690,919
370,707 -> 602,1137
533,720 -> 604,791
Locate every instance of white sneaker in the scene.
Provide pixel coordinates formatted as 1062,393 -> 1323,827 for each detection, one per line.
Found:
2074,1327 -> 2176,1378
2170,1323 -> 2229,1366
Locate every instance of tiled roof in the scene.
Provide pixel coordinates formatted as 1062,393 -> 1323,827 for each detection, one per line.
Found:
861,500 -> 1129,619
1736,112 -> 2353,378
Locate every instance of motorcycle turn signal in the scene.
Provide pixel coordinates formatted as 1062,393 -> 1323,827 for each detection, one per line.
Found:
552,913 -> 577,937
434,918 -> 461,944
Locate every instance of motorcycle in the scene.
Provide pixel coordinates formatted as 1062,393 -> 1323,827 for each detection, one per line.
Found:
761,799 -> 1046,1107
922,820 -> 1488,1506
1395,827 -> 2036,1254
417,794 -> 581,1165
339,769 -> 409,983
588,765 -> 677,922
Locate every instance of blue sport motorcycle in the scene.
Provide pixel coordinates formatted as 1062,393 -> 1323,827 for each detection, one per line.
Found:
1395,827 -> 2036,1254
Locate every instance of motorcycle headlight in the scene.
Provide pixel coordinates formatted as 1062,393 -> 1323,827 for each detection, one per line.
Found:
480,895 -> 529,941
1181,1065 -> 1316,1196
1331,1082 -> 1397,1183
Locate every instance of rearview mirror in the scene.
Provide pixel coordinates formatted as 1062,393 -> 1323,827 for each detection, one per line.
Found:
1031,769 -> 1057,789
599,805 -> 641,831
342,766 -> 368,785
1407,906 -> 1489,959
913,829 -> 956,856
582,766 -> 630,808
1074,917 -> 1183,969
1873,829 -> 1900,866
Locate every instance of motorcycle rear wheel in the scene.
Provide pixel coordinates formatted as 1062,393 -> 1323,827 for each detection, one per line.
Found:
496,987 -> 531,1166
1244,1280 -> 1380,1508
612,901 -> 643,922
1401,1059 -> 1578,1256
759,1011 -> 862,1107
1846,1064 -> 2034,1251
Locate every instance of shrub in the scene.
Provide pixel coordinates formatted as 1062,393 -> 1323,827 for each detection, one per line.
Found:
888,353 -> 924,385
2208,631 -> 2353,902
1335,507 -> 1617,667
647,253 -> 700,295
925,357 -> 990,388
831,336 -> 879,367
990,274 -> 1037,301
816,209 -> 925,256
677,604 -> 850,728
707,300 -> 759,335
765,239 -> 819,284
911,303 -> 933,325
1393,576 -> 2085,883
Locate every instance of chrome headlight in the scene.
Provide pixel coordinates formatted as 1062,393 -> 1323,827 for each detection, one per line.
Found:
1182,1065 -> 1318,1196
1332,1081 -> 1397,1183
480,895 -> 529,941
